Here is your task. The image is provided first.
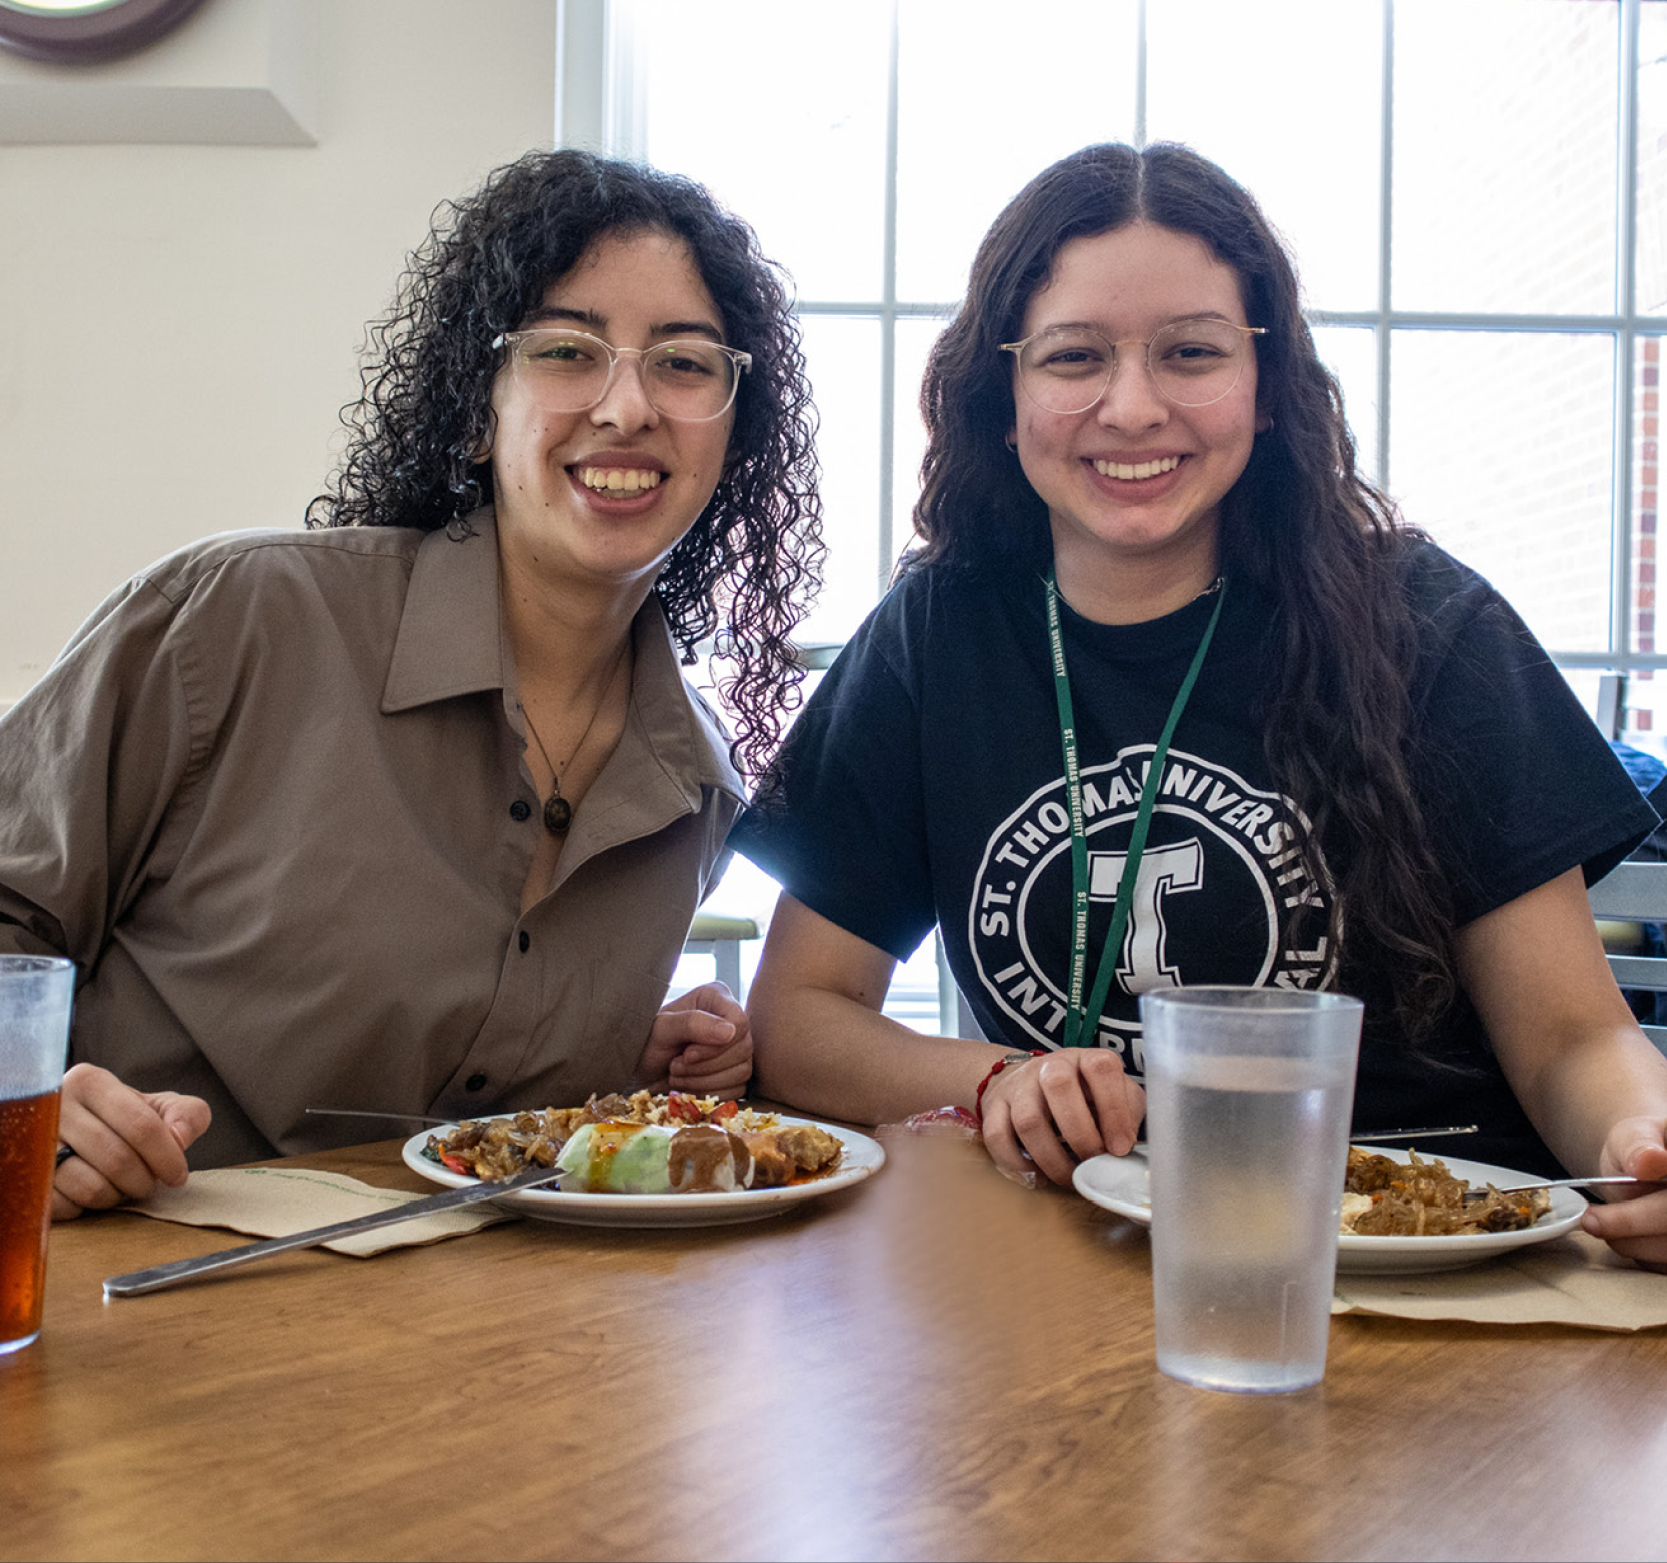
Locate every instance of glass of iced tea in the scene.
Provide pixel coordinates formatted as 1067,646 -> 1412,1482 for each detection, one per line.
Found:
1,955 -> 74,1356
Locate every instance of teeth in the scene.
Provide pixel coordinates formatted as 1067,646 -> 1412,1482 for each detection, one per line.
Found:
577,467 -> 663,493
1094,456 -> 1181,481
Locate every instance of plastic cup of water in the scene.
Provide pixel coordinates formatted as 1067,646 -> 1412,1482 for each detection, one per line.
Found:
1139,986 -> 1363,1394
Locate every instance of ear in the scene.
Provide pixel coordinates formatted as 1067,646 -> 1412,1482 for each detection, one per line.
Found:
1255,408 -> 1273,434
1005,427 -> 1018,452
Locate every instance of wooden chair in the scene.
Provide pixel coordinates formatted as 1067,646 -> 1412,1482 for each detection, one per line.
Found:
1589,860 -> 1667,1057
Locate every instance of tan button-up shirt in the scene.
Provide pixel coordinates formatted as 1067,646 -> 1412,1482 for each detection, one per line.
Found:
0,514 -> 744,1166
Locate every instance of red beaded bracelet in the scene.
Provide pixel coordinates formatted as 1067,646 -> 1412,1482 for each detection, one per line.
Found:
973,1050 -> 1045,1125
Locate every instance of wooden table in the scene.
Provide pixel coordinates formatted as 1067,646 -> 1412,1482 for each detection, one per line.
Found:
5,1128 -> 1667,1563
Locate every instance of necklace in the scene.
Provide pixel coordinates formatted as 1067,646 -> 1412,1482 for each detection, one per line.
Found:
518,638 -> 632,835
1046,569 -> 1226,1047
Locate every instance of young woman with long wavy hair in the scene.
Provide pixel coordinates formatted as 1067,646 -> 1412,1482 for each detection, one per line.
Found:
741,142 -> 1667,1269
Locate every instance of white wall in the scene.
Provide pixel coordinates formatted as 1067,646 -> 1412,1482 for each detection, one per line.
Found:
0,0 -> 562,705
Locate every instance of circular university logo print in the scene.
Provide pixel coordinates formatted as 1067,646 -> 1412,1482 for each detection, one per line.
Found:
967,745 -> 1336,1067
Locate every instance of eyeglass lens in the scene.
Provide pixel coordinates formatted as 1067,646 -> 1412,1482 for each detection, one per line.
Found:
509,330 -> 740,420
1015,319 -> 1254,412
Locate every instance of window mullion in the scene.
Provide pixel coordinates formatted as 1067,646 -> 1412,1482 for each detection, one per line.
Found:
1376,0 -> 1395,495
1614,0 -> 1642,671
1134,0 -> 1148,147
877,0 -> 901,591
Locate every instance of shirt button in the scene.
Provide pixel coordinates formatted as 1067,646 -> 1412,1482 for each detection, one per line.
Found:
509,800 -> 531,823
518,931 -> 531,953
465,1073 -> 488,1092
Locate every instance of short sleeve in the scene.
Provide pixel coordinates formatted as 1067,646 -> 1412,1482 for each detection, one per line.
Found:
1406,551 -> 1657,922
734,602 -> 938,962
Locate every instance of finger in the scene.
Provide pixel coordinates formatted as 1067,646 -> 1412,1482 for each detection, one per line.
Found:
1121,1071 -> 1148,1142
657,1009 -> 740,1048
634,1016 -> 735,1088
670,1030 -> 753,1086
1581,1187 -> 1667,1239
664,981 -> 740,1017
1078,1053 -> 1143,1155
1590,1232 -> 1667,1272
53,1149 -> 142,1212
1622,1141 -> 1667,1185
1032,1058 -> 1109,1165
978,1096 -> 1042,1183
997,1072 -> 1080,1186
669,1058 -> 752,1100
1599,1120 -> 1667,1182
153,1093 -> 213,1154
64,1064 -> 193,1178
670,1032 -> 753,1076
58,1078 -> 188,1197
50,1186 -> 86,1222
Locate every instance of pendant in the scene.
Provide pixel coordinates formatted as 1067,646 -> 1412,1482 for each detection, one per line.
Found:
542,792 -> 573,834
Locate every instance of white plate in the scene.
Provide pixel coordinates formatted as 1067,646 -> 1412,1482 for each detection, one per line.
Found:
1072,1148 -> 1587,1274
401,1116 -> 885,1229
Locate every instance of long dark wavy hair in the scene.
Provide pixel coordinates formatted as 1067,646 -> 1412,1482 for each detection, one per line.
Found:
306,149 -> 823,779
913,141 -> 1456,1044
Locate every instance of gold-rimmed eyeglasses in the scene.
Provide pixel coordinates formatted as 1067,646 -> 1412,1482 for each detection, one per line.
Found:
1001,318 -> 1267,413
491,328 -> 752,422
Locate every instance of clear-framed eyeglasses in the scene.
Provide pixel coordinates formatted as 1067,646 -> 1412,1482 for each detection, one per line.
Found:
491,328 -> 752,422
1000,318 -> 1268,413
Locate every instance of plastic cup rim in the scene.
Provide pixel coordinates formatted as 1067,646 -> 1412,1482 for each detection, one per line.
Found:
1140,985 -> 1362,1014
0,955 -> 73,977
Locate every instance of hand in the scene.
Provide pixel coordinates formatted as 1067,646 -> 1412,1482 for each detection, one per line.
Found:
634,982 -> 753,1101
1579,1115 -> 1667,1272
52,1063 -> 212,1221
978,1050 -> 1145,1187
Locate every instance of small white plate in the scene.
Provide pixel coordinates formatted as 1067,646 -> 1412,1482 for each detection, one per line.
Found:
401,1116 -> 885,1229
1072,1148 -> 1587,1274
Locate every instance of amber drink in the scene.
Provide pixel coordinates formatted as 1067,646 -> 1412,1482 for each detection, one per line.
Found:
0,957 -> 74,1355
1140,987 -> 1362,1394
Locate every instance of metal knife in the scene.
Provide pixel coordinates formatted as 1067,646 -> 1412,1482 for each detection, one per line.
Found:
103,1163 -> 561,1298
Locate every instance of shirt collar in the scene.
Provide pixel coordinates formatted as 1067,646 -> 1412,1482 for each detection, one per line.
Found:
382,509 -> 504,712
622,596 -> 746,809
381,506 -> 744,809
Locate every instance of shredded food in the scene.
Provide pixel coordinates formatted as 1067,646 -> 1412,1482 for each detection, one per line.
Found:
1341,1147 -> 1552,1236
423,1090 -> 844,1191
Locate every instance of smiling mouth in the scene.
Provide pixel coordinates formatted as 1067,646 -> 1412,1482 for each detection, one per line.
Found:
1093,456 -> 1182,481
574,466 -> 664,493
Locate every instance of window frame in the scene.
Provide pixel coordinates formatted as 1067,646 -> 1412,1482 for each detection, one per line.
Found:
572,0 -> 1665,678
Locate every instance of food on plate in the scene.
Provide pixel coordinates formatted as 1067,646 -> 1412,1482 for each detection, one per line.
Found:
555,1121 -> 749,1193
1340,1147 -> 1552,1236
422,1090 -> 844,1194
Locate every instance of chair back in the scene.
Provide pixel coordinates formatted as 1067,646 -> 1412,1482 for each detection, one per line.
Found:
1589,861 -> 1667,1056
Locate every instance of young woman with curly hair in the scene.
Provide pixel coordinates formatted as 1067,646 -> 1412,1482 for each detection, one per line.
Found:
0,150 -> 823,1215
741,142 -> 1667,1270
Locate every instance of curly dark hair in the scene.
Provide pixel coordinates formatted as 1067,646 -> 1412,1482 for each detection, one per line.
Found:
306,148 -> 823,778
912,141 -> 1457,1045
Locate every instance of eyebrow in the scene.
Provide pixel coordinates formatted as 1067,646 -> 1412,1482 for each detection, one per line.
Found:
522,305 -> 726,342
1042,310 -> 1237,333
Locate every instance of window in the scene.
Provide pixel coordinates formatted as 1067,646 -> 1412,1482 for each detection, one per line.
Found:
587,0 -> 1667,743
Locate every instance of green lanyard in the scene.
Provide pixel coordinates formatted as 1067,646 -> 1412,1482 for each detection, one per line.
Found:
1046,570 -> 1226,1049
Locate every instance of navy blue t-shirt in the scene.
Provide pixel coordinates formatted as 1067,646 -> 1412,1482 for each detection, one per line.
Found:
738,542 -> 1656,1178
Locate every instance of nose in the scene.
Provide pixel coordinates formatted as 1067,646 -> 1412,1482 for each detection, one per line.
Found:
589,350 -> 660,432
1095,345 -> 1169,431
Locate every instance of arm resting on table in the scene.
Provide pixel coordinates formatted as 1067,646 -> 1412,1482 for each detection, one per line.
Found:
1457,865 -> 1667,1268
748,893 -> 1144,1186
